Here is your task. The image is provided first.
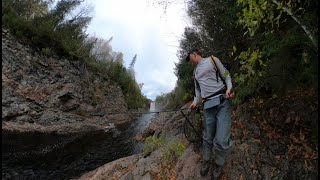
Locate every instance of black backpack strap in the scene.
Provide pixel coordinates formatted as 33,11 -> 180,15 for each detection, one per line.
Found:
210,55 -> 226,85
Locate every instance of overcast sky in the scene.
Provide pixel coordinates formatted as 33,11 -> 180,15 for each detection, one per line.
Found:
85,0 -> 189,100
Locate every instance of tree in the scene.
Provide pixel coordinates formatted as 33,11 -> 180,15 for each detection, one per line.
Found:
173,0 -> 245,102
236,0 -> 318,51
2,0 -> 52,19
234,0 -> 318,101
128,54 -> 137,79
48,0 -> 83,30
158,0 -> 317,106
115,52 -> 124,64
90,37 -> 113,62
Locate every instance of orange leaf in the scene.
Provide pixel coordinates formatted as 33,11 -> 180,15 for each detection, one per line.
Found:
304,159 -> 311,171
290,133 -> 302,144
220,174 -> 227,180
259,99 -> 264,104
302,143 -> 313,153
299,130 -> 305,141
311,152 -> 318,160
266,132 -> 273,139
285,116 -> 291,123
239,173 -> 244,180
252,138 -> 261,144
294,115 -> 301,125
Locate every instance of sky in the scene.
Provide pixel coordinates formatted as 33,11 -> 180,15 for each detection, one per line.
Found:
85,0 -> 189,100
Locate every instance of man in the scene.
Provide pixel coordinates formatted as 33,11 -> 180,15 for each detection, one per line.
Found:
186,49 -> 234,179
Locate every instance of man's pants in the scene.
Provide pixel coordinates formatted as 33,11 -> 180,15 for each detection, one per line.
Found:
202,98 -> 232,166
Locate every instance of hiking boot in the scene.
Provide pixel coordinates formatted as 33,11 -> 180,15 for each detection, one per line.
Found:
211,163 -> 223,180
200,160 -> 210,176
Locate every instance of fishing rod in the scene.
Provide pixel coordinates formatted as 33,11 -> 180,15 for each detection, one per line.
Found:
180,109 -> 203,143
90,108 -> 189,116
91,106 -> 206,144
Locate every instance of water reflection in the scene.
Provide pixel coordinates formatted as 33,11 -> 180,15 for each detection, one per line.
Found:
2,108 -> 156,180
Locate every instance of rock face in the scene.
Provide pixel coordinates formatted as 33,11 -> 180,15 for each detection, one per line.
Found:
2,29 -> 131,134
78,103 -> 207,180
78,88 -> 318,180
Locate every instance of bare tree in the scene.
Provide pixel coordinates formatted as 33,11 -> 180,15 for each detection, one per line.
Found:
128,54 -> 137,79
90,37 -> 113,62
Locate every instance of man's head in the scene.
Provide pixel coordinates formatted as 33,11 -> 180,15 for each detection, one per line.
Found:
185,49 -> 202,65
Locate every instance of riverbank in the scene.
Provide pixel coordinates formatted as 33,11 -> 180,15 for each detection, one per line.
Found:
2,109 -> 155,180
2,108 -> 148,135
78,88 -> 318,179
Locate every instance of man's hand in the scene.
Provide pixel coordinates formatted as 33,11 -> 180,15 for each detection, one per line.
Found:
226,89 -> 235,99
189,102 -> 198,110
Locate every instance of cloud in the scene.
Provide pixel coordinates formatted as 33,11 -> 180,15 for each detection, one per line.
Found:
86,0 -> 187,100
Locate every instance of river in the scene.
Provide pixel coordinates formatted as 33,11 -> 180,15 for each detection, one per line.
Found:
2,110 -> 156,180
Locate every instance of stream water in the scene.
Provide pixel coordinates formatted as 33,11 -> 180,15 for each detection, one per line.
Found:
2,111 -> 156,180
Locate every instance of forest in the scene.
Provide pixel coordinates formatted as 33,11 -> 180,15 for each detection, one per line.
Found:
156,0 -> 318,108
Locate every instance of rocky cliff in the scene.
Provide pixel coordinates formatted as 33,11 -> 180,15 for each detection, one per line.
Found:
78,88 -> 318,179
2,29 -> 133,134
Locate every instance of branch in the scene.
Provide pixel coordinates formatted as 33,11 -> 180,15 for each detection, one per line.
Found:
272,0 -> 318,52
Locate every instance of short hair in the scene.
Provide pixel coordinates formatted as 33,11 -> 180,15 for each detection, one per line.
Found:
185,49 -> 202,62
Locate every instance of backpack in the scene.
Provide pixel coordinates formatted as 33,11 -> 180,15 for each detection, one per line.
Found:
193,55 -> 231,94
209,55 -> 231,85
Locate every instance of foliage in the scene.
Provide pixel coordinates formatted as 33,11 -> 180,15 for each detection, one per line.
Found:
194,109 -> 203,130
143,133 -> 166,155
162,139 -> 185,164
142,132 -> 185,179
184,0 -> 245,60
84,54 -> 146,109
41,47 -> 53,56
89,37 -> 113,62
155,84 -> 190,110
155,0 -> 244,107
128,54 -> 137,79
164,0 -> 318,105
142,132 -> 185,162
2,0 -> 147,109
174,56 -> 194,100
236,0 -> 318,50
3,0 -> 90,59
2,0 -> 51,20
89,82 -> 103,106
233,0 -> 318,103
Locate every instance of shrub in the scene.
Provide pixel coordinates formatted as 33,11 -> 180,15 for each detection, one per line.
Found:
143,133 -> 166,155
41,47 -> 53,56
162,139 -> 185,164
